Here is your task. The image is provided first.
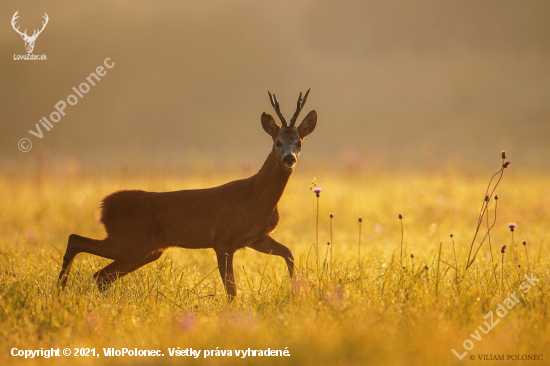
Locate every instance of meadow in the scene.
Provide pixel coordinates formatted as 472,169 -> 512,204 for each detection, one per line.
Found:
0,159 -> 548,365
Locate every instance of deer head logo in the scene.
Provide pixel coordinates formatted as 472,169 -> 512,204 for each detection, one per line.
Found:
12,11 -> 49,54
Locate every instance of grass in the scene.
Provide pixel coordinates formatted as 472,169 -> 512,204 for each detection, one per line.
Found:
0,164 -> 549,365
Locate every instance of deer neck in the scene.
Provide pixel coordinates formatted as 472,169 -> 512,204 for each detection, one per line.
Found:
252,150 -> 292,213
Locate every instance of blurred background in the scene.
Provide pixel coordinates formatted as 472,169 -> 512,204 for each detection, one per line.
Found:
1,0 -> 549,173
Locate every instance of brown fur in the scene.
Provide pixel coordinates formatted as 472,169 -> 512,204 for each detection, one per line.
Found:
57,93 -> 317,299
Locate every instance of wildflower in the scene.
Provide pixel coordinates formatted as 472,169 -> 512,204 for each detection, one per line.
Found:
503,161 -> 511,168
501,245 -> 506,253
508,223 -> 517,231
523,241 -> 531,271
314,187 -> 322,197
177,313 -> 197,330
502,150 -> 506,159
398,213 -> 403,219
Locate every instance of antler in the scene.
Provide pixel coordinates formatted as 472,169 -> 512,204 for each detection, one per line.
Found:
30,13 -> 49,39
11,11 -> 28,38
12,11 -> 48,40
267,91 -> 288,127
289,89 -> 310,126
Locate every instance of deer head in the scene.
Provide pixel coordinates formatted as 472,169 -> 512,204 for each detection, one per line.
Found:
261,89 -> 317,170
12,11 -> 49,54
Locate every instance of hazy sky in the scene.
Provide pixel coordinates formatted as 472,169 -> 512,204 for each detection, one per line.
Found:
2,0 -> 549,169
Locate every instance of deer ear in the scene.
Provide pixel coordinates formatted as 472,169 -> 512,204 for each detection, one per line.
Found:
298,110 -> 317,139
261,113 -> 280,138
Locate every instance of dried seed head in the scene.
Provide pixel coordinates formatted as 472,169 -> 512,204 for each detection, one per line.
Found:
398,213 -> 403,219
424,265 -> 429,270
224,253 -> 228,258
327,242 -> 330,246
502,150 -> 506,159
503,161 -> 511,168
495,195 -> 499,200
501,245 -> 506,253
358,217 -> 362,223
329,213 -> 334,218
508,223 -> 517,231
523,241 -> 527,246
410,254 -> 414,258
450,234 -> 454,238
485,195 -> 489,202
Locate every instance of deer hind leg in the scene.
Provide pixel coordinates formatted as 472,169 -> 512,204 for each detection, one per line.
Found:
247,236 -> 294,278
93,250 -> 165,292
58,234 -> 119,288
215,249 -> 237,300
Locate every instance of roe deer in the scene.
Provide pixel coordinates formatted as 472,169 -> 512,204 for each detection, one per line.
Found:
58,90 -> 317,299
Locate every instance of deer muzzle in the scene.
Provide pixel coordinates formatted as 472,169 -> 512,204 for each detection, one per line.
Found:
283,154 -> 297,168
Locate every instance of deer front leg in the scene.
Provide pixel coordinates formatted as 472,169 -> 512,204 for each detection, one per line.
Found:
215,249 -> 237,300
248,236 -> 294,278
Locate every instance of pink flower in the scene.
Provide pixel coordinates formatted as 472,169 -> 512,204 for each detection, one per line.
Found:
177,313 -> 197,331
314,188 -> 322,197
508,223 -> 517,231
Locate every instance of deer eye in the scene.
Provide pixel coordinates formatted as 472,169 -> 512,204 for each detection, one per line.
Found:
275,141 -> 282,148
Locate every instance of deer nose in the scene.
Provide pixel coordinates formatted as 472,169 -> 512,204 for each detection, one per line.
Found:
283,154 -> 296,165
